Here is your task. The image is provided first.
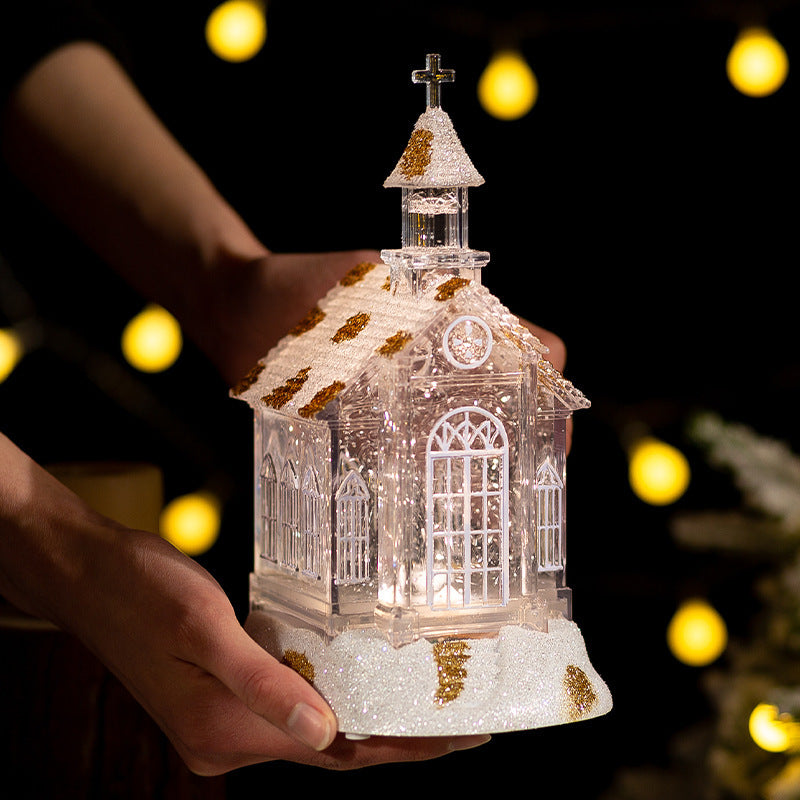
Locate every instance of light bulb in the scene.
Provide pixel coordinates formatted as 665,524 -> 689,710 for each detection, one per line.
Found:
206,0 -> 267,63
0,328 -> 23,383
478,51 -> 538,120
727,27 -> 789,97
667,598 -> 728,666
749,703 -> 797,752
628,437 -> 690,505
160,492 -> 221,556
121,305 -> 182,373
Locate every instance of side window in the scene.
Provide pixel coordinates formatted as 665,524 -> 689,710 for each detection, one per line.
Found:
259,454 -> 277,561
335,471 -> 370,584
536,460 -> 564,572
301,467 -> 324,578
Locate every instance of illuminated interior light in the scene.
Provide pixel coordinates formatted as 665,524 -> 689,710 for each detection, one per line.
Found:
206,0 -> 267,63
478,51 -> 538,120
121,304 -> 182,373
667,598 -> 728,666
160,491 -> 221,556
628,437 -> 690,505
727,27 -> 789,97
0,328 -> 23,383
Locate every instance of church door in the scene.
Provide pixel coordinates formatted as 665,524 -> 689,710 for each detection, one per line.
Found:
427,407 -> 510,609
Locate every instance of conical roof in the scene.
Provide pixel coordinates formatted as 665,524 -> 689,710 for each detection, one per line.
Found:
383,107 -> 484,189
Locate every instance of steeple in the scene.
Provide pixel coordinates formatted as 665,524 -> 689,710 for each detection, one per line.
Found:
381,54 -> 490,296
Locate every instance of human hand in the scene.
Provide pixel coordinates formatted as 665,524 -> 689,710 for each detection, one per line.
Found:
0,434 -> 489,774
68,527 -> 490,774
199,249 -> 567,386
195,249 -> 383,387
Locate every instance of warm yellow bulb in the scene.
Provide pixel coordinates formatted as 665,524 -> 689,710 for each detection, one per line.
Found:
667,599 -> 728,666
160,492 -> 221,556
727,27 -> 789,97
749,704 -> 799,752
628,437 -> 690,505
0,328 -> 23,383
206,1 -> 267,63
121,305 -> 182,373
478,51 -> 538,120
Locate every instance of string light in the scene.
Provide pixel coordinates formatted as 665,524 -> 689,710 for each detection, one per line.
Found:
121,304 -> 182,373
667,598 -> 728,666
160,491 -> 221,556
628,437 -> 690,505
749,703 -> 800,752
0,328 -> 23,383
206,0 -> 267,63
478,51 -> 539,120
727,27 -> 789,97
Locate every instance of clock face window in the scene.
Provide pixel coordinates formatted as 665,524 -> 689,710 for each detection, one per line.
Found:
443,316 -> 493,369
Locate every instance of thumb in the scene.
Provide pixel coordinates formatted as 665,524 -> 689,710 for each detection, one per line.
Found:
201,614 -> 338,752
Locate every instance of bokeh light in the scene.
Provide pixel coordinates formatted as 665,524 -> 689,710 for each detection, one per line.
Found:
121,304 -> 182,373
478,51 -> 539,120
0,328 -> 23,383
160,492 -> 221,556
727,27 -> 789,97
749,703 -> 800,752
206,0 -> 267,63
667,598 -> 728,666
628,437 -> 691,505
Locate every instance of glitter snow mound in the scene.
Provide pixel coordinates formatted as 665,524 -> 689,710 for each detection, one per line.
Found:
246,612 -> 612,737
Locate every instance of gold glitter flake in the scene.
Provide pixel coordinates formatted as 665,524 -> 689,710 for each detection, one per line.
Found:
377,330 -> 413,358
340,261 -> 377,287
332,312 -> 370,343
298,380 -> 346,418
261,366 -> 311,409
434,276 -> 470,301
563,664 -> 597,721
288,306 -> 325,336
231,362 -> 264,396
282,649 -> 315,684
381,275 -> 392,292
399,128 -> 434,179
433,640 -> 470,706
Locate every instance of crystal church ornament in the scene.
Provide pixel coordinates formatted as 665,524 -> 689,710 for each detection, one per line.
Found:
235,54 -> 611,736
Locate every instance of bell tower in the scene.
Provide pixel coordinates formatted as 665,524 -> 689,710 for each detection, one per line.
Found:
381,54 -> 490,296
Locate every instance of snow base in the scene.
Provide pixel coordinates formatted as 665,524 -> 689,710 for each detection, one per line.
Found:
245,611 -> 612,737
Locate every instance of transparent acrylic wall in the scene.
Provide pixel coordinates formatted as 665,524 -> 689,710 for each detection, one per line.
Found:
249,285 -> 574,645
374,295 -> 547,642
402,187 -> 468,249
250,412 -> 334,629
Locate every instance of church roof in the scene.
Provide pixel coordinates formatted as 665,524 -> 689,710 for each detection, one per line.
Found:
383,107 -> 484,189
231,262 -> 588,420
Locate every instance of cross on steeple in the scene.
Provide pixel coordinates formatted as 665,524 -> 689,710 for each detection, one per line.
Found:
412,53 -> 455,109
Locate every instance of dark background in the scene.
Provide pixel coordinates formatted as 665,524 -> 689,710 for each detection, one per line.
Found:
1,1 -> 798,796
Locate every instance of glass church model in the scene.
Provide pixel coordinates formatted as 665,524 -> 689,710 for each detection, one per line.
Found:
235,55 -> 611,736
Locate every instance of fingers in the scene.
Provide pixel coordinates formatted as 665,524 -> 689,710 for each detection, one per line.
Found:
193,613 -> 339,753
517,317 -> 567,372
515,317 -> 573,452
312,732 -> 492,770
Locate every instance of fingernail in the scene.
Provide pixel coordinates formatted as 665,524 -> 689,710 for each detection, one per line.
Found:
449,734 -> 492,751
287,703 -> 335,751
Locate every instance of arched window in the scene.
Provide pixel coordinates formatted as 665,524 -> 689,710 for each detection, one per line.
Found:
335,471 -> 370,584
301,467 -> 324,578
426,407 -> 509,609
279,459 -> 299,569
259,454 -> 277,561
536,460 -> 564,572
